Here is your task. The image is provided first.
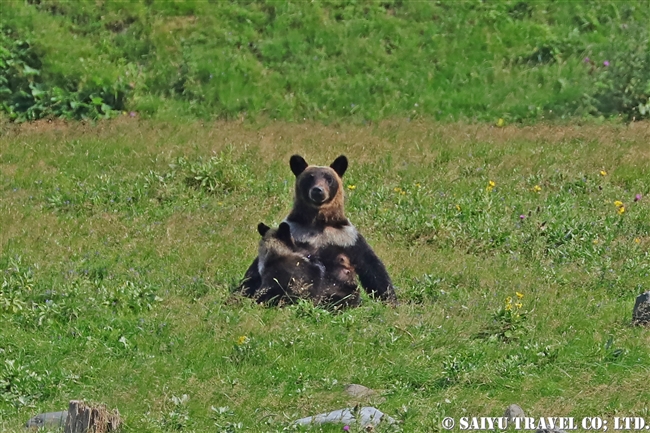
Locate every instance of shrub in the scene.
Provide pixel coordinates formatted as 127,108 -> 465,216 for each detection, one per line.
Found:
0,25 -> 130,121
587,25 -> 650,120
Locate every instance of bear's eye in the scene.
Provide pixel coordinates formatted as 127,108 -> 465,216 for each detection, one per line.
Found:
324,175 -> 334,185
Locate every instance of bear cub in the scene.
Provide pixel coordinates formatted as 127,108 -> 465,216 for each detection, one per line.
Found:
256,222 -> 360,307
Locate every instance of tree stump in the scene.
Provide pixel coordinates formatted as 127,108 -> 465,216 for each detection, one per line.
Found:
64,400 -> 121,433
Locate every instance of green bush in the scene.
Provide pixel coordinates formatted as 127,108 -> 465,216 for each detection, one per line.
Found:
587,25 -> 650,120
0,25 -> 130,121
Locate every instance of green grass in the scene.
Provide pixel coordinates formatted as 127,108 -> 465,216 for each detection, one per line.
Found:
1,118 -> 649,431
1,0 -> 649,122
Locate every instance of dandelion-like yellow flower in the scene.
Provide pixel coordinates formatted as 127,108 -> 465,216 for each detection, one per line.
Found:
634,238 -> 641,244
516,292 -> 524,299
505,303 -> 512,311
456,204 -> 461,211
600,170 -> 607,176
515,302 -> 523,309
486,180 -> 496,192
416,183 -> 422,188
347,185 -> 356,190
614,200 -> 623,208
496,118 -> 505,127
237,336 -> 249,346
505,296 -> 512,304
618,206 -> 625,214
533,185 -> 542,193
394,187 -> 402,193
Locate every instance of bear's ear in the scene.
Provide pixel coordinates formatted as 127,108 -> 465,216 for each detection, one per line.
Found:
290,155 -> 309,176
330,155 -> 348,177
277,222 -> 295,247
257,222 -> 271,237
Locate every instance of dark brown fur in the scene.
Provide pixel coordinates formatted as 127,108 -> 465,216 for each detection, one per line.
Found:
286,155 -> 348,226
254,222 -> 360,307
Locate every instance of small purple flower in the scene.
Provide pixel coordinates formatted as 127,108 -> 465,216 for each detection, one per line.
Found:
584,57 -> 590,63
519,214 -> 526,220
129,111 -> 136,117
603,60 -> 610,67
635,194 -> 642,202
343,427 -> 350,432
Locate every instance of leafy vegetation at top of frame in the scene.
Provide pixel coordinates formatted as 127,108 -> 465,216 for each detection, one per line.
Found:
1,0 -> 649,123
586,23 -> 650,120
0,24 -> 130,122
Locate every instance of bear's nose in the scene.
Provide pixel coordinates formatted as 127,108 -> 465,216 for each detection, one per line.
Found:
309,186 -> 327,203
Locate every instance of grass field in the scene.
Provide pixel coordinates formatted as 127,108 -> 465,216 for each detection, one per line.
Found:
2,0 -> 649,122
1,118 -> 649,431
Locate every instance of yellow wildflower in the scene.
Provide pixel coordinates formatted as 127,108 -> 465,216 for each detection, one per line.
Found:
496,118 -> 505,127
415,183 -> 422,188
532,185 -> 542,193
505,303 -> 512,311
394,187 -> 402,193
505,296 -> 512,304
593,239 -> 599,244
516,292 -> 524,299
456,204 -> 461,211
618,206 -> 625,214
600,170 -> 607,176
614,200 -> 623,208
486,180 -> 496,192
515,302 -> 523,309
237,336 -> 249,346
634,238 -> 641,244
347,185 -> 356,190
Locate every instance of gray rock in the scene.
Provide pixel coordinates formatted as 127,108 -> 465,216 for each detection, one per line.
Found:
345,384 -> 376,398
504,404 -> 525,419
25,411 -> 68,429
504,404 -> 525,421
633,291 -> 650,325
293,406 -> 396,427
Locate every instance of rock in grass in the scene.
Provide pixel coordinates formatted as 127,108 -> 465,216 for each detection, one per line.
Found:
293,406 -> 396,427
504,404 -> 525,421
345,384 -> 377,398
25,411 -> 68,429
633,291 -> 650,325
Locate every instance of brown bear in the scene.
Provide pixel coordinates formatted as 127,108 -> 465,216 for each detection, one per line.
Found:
254,222 -> 360,307
240,155 -> 396,303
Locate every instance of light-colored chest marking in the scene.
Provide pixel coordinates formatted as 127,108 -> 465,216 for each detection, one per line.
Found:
282,220 -> 359,248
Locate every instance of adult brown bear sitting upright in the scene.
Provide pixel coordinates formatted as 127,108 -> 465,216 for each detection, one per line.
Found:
240,155 -> 397,303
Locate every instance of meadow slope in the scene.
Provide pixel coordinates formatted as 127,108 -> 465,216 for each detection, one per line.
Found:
2,0 -> 649,122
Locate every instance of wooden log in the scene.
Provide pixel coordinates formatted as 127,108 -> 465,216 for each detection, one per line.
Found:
64,400 -> 121,433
